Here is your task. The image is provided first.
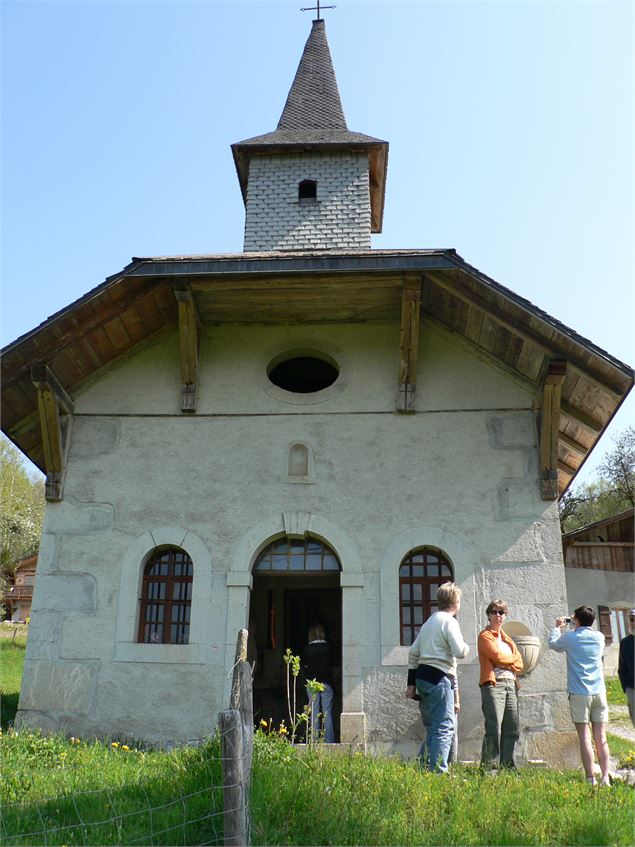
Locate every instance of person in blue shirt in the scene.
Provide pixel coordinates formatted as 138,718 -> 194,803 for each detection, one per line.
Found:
548,605 -> 611,786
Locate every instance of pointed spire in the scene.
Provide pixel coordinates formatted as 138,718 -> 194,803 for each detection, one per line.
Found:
232,18 -> 389,234
277,19 -> 347,131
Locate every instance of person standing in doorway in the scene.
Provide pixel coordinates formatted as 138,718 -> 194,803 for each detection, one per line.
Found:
548,606 -> 611,786
405,582 -> 469,773
618,609 -> 635,727
301,623 -> 335,743
478,600 -> 524,770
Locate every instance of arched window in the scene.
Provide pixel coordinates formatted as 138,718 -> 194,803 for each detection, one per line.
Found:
399,548 -> 453,646
298,179 -> 317,200
138,547 -> 193,644
254,537 -> 340,572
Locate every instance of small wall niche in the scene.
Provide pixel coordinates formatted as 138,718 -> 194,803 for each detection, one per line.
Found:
287,442 -> 316,484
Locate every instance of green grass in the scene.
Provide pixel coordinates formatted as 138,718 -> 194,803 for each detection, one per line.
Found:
0,638 -> 27,728
0,728 -> 223,846
607,732 -> 635,758
250,734 -> 634,846
1,729 -> 633,846
605,676 -> 627,706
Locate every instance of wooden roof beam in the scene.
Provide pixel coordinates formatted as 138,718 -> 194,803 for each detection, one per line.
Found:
560,401 -> 603,434
539,360 -> 566,500
397,275 -> 421,412
426,271 -> 625,401
31,365 -> 73,501
174,288 -> 200,412
559,431 -> 588,457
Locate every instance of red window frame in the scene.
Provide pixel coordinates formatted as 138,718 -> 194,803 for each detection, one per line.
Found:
399,548 -> 453,646
138,548 -> 193,645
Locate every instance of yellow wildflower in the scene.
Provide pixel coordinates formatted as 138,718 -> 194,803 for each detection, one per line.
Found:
259,719 -> 268,728
111,742 -> 120,748
122,745 -> 130,751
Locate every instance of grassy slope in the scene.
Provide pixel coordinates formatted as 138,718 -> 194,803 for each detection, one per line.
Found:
250,735 -> 634,847
0,638 -> 26,728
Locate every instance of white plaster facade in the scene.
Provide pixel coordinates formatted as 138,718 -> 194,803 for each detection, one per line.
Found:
18,319 -> 577,763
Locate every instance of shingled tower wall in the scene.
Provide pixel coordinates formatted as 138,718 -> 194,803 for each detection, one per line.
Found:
232,19 -> 387,252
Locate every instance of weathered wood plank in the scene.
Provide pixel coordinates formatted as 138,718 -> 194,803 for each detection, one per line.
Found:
397,276 -> 421,412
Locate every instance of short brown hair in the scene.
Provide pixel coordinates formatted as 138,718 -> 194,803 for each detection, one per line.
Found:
437,582 -> 461,611
574,606 -> 594,627
486,599 -> 508,616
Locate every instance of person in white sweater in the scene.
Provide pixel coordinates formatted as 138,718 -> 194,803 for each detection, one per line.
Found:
405,582 -> 470,772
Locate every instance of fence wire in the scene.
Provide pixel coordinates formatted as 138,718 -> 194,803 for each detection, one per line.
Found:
0,726 -> 251,847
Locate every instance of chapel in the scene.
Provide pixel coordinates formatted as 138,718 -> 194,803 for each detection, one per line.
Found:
1,16 -> 632,762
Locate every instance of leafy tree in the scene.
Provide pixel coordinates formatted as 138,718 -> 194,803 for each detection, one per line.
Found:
559,426 -> 635,532
598,424 -> 635,507
0,435 -> 45,576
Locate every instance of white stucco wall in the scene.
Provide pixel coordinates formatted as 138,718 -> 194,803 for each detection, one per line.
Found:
19,319 -> 573,762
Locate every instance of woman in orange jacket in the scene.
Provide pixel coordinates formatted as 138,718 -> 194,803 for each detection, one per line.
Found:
478,600 -> 524,769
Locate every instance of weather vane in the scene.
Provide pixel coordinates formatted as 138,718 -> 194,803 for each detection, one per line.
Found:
301,1 -> 336,20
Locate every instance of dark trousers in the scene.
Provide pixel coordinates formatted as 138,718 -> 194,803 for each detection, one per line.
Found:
480,679 -> 519,768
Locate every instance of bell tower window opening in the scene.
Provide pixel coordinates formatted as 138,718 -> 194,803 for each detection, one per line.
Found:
298,179 -> 317,200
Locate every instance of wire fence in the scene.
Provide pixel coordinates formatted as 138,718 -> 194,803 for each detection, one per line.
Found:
2,632 -> 254,847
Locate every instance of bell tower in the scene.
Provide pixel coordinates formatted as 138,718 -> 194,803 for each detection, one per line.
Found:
232,18 -> 388,252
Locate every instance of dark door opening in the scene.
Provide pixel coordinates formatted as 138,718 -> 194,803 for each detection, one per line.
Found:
250,576 -> 341,741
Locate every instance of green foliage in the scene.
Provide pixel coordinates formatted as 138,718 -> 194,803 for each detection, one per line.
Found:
605,676 -> 627,706
560,426 -> 635,532
0,436 -> 45,585
617,749 -> 635,770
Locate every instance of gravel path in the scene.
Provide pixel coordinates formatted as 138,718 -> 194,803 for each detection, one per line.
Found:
609,705 -> 635,743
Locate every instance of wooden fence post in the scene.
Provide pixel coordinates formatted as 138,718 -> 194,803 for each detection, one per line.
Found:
220,628 -> 254,846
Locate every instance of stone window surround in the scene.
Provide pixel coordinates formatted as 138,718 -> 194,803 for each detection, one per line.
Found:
114,527 -> 213,664
380,525 -> 470,666
226,512 -> 366,744
256,337 -> 350,405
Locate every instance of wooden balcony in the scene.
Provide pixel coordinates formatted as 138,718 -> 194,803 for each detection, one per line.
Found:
563,541 -> 634,572
3,585 -> 34,601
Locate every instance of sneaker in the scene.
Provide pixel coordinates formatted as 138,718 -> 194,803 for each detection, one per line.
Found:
599,776 -> 611,787
586,776 -> 597,786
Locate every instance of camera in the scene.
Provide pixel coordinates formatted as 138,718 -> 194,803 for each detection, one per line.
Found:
564,616 -> 572,624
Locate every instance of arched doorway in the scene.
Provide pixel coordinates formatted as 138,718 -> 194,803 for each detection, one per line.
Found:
250,536 -> 342,740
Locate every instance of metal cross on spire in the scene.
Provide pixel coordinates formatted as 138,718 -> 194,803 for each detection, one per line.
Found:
300,1 -> 336,20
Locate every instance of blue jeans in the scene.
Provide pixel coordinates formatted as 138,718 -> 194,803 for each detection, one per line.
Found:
416,677 -> 455,773
307,683 -> 334,743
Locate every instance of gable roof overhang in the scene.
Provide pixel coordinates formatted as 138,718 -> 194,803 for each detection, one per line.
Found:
2,248 -> 633,495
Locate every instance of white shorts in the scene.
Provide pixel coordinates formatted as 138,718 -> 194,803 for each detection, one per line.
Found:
569,692 -> 608,724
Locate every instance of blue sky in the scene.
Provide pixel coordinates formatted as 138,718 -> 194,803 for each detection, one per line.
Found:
2,0 -> 633,483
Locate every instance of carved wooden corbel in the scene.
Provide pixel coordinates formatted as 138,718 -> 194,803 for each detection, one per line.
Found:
174,287 -> 200,412
397,275 -> 422,412
539,359 -> 566,499
31,365 -> 74,501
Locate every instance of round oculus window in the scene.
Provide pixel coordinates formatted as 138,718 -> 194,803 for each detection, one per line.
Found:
267,354 -> 339,394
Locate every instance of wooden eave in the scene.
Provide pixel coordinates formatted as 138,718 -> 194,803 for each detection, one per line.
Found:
231,141 -> 388,232
2,249 -> 632,496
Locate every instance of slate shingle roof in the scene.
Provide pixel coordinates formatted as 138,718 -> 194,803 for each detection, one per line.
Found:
232,19 -> 388,232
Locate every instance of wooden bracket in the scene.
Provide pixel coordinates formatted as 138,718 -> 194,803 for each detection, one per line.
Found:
397,275 -> 422,413
174,288 -> 200,413
31,365 -> 74,501
539,359 -> 566,499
